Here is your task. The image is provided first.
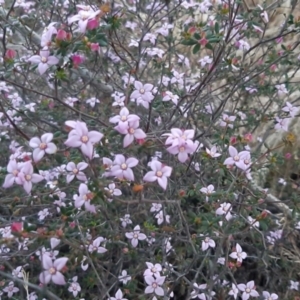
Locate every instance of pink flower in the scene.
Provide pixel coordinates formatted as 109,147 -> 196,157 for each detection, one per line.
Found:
66,162 -> 88,183
237,281 -> 259,300
28,49 -> 59,75
219,114 -> 236,128
224,146 -> 250,169
163,91 -> 179,105
2,159 -> 22,188
68,6 -> 100,33
17,161 -> 44,194
110,154 -> 138,181
109,107 -> 140,125
73,183 -> 96,213
216,202 -> 233,220
88,237 -> 107,253
167,141 -> 197,163
125,225 -> 147,247
41,22 -> 57,47
274,116 -> 290,131
202,236 -> 215,251
230,243 -> 247,263
29,133 -> 57,162
130,81 -> 154,108
116,120 -> 147,148
144,275 -> 166,296
3,281 -> 19,298
144,262 -> 162,277
39,256 -> 68,285
56,29 -> 67,40
143,160 -> 172,190
206,145 -> 221,158
163,128 -> 195,147
109,289 -> 128,300
282,101 -> 299,118
64,121 -> 103,159
275,84 -> 288,96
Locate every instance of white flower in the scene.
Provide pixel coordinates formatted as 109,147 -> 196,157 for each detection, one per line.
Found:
120,214 -> 132,228
86,97 -> 100,108
109,288 -> 128,300
289,280 -> 299,290
230,243 -> 247,263
216,202 -> 233,220
206,146 -> 221,158
68,276 -> 81,297
125,225 -> 147,247
88,237 -> 107,253
144,275 -> 166,296
144,262 -> 162,277
118,270 -> 131,284
201,236 -> 216,251
237,281 -> 259,299
262,291 -> 278,300
228,283 -> 239,299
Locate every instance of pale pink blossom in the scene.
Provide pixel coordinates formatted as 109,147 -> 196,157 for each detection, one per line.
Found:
64,121 -> 103,159
219,114 -> 236,128
41,22 -> 57,47
200,184 -> 215,201
229,284 -> 239,299
109,289 -> 128,300
144,262 -> 162,277
237,281 -> 259,300
86,97 -> 100,107
206,145 -> 221,158
130,81 -> 154,108
224,146 -> 250,169
68,6 -> 100,33
3,281 -> 19,298
143,160 -> 172,190
144,275 -> 166,296
109,107 -> 140,125
201,236 -> 216,251
230,243 -> 247,263
155,210 -> 170,225
29,133 -> 57,162
216,202 -> 233,220
262,291 -> 278,300
66,161 -> 88,183
115,119 -> 147,148
2,159 -> 22,189
163,91 -> 179,105
274,116 -> 290,131
88,237 -> 107,253
73,183 -> 96,213
282,101 -> 299,118
110,154 -> 138,181
275,84 -> 288,96
68,276 -> 81,297
119,270 -> 131,284
17,161 -> 44,194
104,183 -> 122,201
125,225 -> 147,247
28,49 -> 59,75
39,256 -> 68,285
120,214 -> 132,228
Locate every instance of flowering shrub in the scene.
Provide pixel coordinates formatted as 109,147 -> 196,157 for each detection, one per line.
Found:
1,0 -> 300,299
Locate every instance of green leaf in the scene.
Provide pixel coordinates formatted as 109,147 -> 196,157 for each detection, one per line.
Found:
180,39 -> 198,46
205,43 -> 213,50
214,22 -> 219,34
193,44 -> 200,54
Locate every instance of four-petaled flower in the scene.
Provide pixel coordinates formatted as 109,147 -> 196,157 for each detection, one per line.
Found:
237,281 -> 259,300
29,133 -> 57,162
130,81 -> 154,108
143,160 -> 172,190
109,288 -> 128,300
39,255 -> 68,285
125,225 -> 147,247
230,243 -> 247,263
64,121 -> 103,159
28,49 -> 59,75
110,154 -> 139,181
144,275 -> 166,296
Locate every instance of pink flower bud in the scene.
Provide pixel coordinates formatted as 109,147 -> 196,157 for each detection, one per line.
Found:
200,38 -> 208,46
87,18 -> 99,30
11,222 -> 23,232
90,43 -> 100,52
276,36 -> 283,43
56,29 -> 67,40
5,49 -> 16,60
270,64 -> 276,72
285,152 -> 292,159
72,54 -> 85,67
